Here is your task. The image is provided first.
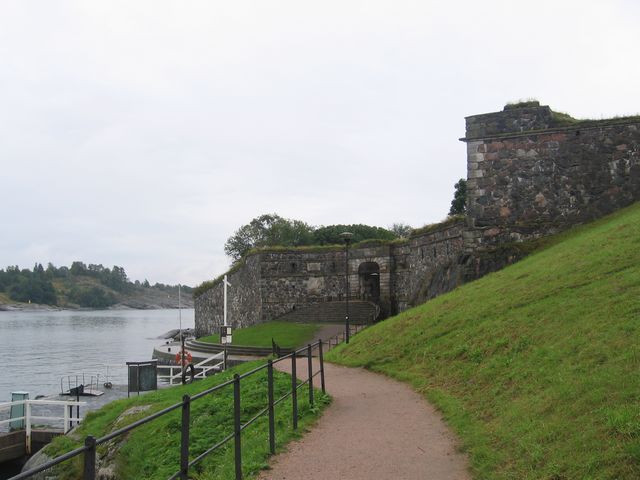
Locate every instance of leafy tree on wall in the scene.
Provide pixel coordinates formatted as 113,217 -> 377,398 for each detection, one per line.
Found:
224,214 -> 399,262
389,223 -> 413,238
449,178 -> 467,215
311,224 -> 396,245
224,214 -> 315,261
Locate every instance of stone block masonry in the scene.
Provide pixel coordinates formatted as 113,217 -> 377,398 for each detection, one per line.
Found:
462,102 -> 640,252
196,101 -> 640,337
195,222 -> 465,336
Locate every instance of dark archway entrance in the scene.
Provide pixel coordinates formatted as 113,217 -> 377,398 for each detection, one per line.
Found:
358,262 -> 380,303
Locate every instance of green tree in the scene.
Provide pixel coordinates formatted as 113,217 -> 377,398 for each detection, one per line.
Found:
224,214 -> 315,261
224,214 -> 401,262
68,285 -> 116,308
311,224 -> 396,245
7,273 -> 57,305
70,261 -> 87,276
389,223 -> 413,238
449,178 -> 467,215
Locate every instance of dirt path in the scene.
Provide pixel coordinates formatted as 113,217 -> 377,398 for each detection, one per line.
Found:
258,359 -> 470,480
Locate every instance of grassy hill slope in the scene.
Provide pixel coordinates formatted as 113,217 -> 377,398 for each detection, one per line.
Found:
327,202 -> 640,479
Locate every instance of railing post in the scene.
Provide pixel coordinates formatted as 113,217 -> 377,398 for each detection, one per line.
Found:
180,395 -> 190,480
318,340 -> 326,394
291,353 -> 298,430
64,402 -> 70,434
233,374 -> 242,480
83,435 -> 96,480
267,360 -> 276,454
25,401 -> 32,454
307,344 -> 314,407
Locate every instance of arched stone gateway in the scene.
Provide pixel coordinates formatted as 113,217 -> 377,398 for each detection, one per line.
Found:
358,262 -> 380,303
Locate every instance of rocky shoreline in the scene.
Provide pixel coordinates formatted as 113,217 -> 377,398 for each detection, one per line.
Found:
0,297 -> 194,312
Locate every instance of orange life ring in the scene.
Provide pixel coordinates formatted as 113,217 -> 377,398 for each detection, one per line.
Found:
175,350 -> 193,366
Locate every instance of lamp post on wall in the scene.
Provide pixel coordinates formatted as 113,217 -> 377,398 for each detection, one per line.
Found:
340,232 -> 353,344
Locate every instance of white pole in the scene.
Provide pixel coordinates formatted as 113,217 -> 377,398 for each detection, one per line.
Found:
223,274 -> 228,327
178,284 -> 182,332
63,402 -> 69,433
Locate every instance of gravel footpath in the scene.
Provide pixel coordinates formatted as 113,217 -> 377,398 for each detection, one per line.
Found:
259,359 -> 470,480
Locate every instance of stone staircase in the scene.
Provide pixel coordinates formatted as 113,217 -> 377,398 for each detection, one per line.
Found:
275,300 -> 379,325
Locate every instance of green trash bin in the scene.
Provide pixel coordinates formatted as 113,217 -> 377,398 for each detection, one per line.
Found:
10,391 -> 29,431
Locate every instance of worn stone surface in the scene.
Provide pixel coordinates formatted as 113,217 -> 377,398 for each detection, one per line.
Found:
195,255 -> 262,337
464,106 -> 640,252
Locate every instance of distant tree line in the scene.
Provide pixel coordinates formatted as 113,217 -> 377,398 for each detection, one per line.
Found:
0,264 -> 57,305
0,262 -> 190,308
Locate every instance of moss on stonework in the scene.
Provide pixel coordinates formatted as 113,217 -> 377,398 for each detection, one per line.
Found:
550,110 -> 579,126
503,99 -> 540,109
193,259 -> 247,298
410,215 -> 465,237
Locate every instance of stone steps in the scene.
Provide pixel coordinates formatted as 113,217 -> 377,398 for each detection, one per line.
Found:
275,300 -> 379,324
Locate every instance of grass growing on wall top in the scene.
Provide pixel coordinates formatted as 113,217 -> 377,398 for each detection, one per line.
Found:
198,321 -> 321,348
46,361 -> 329,479
327,202 -> 640,479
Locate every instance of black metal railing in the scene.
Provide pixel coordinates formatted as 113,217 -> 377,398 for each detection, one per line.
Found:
324,323 -> 366,350
11,340 -> 332,480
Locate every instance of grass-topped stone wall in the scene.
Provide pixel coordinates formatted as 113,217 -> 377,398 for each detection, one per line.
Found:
195,218 -> 466,337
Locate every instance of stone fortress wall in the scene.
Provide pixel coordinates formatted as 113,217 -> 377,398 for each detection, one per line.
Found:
195,222 -> 464,337
195,102 -> 640,337
463,103 -> 640,253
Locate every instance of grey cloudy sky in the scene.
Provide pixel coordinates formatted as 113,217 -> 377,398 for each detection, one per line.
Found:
1,1 -> 638,286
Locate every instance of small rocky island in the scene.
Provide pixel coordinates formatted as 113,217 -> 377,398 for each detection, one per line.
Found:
0,262 -> 193,311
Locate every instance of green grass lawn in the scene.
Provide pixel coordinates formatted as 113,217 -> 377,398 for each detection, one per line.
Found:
327,202 -> 640,479
46,361 -> 329,479
198,321 -> 321,348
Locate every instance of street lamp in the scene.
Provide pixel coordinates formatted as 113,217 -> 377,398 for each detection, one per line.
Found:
340,232 -> 353,344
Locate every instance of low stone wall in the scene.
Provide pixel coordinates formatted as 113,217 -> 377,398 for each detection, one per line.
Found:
195,222 -> 466,336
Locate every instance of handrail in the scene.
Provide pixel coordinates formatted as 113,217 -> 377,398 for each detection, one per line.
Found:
0,399 -> 86,409
0,399 -> 86,436
11,325 -> 367,480
157,351 -> 225,385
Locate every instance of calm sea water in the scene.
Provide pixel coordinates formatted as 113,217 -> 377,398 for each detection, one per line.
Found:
0,309 -> 194,402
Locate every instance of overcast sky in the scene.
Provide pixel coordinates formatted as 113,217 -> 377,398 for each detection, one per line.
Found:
1,1 -> 638,286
